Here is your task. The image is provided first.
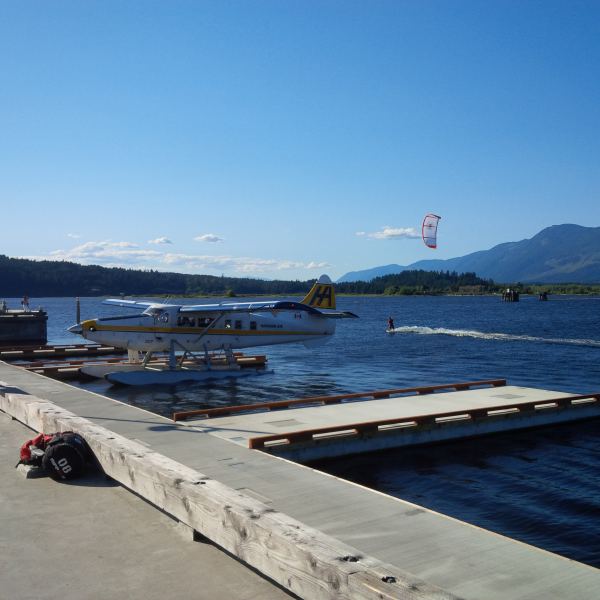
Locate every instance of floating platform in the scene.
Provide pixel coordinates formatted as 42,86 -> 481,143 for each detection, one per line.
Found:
2,346 -> 267,381
1,363 -> 599,600
174,379 -> 600,461
0,343 -> 126,361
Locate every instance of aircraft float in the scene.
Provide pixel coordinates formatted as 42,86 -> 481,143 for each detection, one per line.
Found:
68,275 -> 357,385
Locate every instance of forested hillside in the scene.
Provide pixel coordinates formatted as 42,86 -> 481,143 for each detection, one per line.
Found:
0,255 -> 309,297
0,255 -> 493,297
336,270 -> 493,294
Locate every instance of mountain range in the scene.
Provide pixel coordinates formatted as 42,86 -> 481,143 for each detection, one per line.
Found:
338,224 -> 600,283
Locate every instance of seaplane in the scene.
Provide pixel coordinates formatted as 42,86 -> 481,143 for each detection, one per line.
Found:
68,275 -> 357,385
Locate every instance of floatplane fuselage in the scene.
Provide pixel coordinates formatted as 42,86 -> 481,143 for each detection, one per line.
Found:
68,275 -> 357,357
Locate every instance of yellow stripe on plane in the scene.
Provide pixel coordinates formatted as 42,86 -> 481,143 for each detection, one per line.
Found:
91,324 -> 325,336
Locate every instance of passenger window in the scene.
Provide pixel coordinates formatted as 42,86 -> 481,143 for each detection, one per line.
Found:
235,320 -> 242,330
225,319 -> 232,329
250,321 -> 257,330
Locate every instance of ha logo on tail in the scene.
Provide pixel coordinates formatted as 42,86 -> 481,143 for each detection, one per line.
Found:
301,275 -> 337,310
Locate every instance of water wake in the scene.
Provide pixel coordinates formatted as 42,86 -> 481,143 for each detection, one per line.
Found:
392,326 -> 600,348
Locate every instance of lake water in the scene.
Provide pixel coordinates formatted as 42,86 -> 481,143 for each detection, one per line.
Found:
8,294 -> 600,566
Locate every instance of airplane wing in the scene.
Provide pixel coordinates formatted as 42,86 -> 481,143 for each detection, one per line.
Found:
103,298 -> 358,318
180,301 -> 358,317
180,301 -> 287,313
102,299 -> 168,309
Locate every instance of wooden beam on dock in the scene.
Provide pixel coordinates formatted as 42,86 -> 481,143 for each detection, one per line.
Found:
172,378 -> 507,421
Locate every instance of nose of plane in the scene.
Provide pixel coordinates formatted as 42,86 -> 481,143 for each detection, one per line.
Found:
68,323 -> 83,334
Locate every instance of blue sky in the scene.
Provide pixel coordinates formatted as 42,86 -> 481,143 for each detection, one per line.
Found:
1,1 -> 599,280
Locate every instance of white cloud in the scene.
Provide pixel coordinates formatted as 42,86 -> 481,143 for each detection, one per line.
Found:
148,237 -> 173,245
46,240 -> 155,265
361,226 -> 420,240
24,241 -> 329,276
67,233 -> 81,239
194,233 -> 224,243
162,254 -> 325,274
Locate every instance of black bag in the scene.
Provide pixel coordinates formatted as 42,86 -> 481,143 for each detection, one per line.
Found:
41,432 -> 91,481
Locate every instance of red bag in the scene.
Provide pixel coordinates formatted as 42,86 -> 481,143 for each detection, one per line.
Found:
19,433 -> 54,465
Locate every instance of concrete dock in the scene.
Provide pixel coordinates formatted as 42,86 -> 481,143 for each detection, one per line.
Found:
0,414 -> 290,600
1,361 -> 599,599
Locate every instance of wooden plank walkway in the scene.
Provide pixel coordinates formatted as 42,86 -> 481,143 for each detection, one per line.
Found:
1,361 -> 598,600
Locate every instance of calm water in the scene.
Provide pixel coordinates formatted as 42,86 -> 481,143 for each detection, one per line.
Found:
9,294 -> 600,566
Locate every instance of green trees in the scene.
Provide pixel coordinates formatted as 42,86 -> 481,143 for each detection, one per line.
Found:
336,270 -> 493,295
2,254 -> 595,297
0,255 -> 309,297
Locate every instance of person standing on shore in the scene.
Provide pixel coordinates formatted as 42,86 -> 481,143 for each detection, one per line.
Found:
21,295 -> 30,312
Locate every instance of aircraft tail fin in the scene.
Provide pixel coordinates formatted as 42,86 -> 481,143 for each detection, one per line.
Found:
301,274 -> 336,310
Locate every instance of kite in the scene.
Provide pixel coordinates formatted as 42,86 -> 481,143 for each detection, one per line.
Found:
422,214 -> 441,249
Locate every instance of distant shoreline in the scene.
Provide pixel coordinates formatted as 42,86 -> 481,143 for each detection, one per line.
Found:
2,291 -> 599,301
4,254 -> 599,298
127,291 -> 600,299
